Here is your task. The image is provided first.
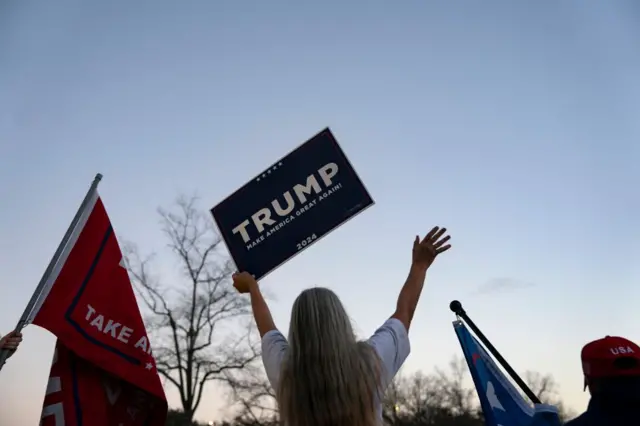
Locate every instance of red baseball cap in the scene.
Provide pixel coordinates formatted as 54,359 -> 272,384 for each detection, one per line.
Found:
581,336 -> 640,390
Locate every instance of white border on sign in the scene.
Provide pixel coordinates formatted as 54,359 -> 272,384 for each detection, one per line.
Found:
210,127 -> 375,281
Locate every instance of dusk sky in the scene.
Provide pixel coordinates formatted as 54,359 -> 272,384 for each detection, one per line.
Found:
2,1 -> 639,424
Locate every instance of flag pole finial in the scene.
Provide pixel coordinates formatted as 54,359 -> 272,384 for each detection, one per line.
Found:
449,300 -> 464,316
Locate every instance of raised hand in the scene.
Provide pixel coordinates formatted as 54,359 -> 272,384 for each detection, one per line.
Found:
232,271 -> 258,294
412,226 -> 452,270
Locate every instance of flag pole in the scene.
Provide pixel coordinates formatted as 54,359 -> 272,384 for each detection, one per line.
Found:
0,173 -> 103,372
449,300 -> 541,404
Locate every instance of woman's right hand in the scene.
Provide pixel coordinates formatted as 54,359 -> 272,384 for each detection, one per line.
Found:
233,271 -> 258,294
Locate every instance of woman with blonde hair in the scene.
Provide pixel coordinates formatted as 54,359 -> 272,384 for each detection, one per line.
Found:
233,226 -> 451,426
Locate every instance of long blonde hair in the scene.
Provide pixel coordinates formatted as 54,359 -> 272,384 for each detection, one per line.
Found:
277,287 -> 382,426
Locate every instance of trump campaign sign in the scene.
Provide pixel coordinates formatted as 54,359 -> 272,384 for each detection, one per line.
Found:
211,128 -> 374,280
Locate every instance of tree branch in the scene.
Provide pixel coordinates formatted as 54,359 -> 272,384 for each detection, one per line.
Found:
123,195 -> 263,422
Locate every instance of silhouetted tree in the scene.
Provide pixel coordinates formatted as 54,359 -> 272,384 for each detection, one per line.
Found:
381,356 -> 572,426
224,363 -> 277,425
433,357 -> 477,417
383,357 -> 483,426
125,196 -> 260,422
523,371 -> 576,421
165,408 -> 205,425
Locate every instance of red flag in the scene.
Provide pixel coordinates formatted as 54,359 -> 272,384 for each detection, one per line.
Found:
41,341 -> 166,426
28,193 -> 167,426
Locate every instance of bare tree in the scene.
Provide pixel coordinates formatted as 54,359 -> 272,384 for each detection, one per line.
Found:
382,375 -> 407,425
383,360 -> 482,426
523,371 -> 576,421
523,371 -> 557,402
165,409 -> 204,426
433,357 -> 477,417
383,372 -> 444,425
124,196 -> 261,422
225,364 -> 277,425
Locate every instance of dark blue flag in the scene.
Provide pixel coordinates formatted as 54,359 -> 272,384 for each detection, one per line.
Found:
211,128 -> 374,280
453,321 -> 562,426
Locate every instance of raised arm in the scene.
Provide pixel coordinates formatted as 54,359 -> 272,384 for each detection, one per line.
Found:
392,226 -> 451,332
232,272 -> 277,338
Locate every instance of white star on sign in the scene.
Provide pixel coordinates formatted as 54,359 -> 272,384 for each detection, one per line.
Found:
278,162 -> 282,166
262,174 -> 266,178
256,177 -> 261,182
145,363 -> 153,370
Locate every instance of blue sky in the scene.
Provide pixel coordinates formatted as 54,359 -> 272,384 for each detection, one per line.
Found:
2,1 -> 639,424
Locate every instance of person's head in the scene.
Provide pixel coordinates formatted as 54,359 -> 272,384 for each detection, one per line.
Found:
581,336 -> 640,401
277,287 -> 381,426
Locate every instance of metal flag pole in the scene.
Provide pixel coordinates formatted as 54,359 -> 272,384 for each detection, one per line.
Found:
0,173 -> 103,373
449,300 -> 541,404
